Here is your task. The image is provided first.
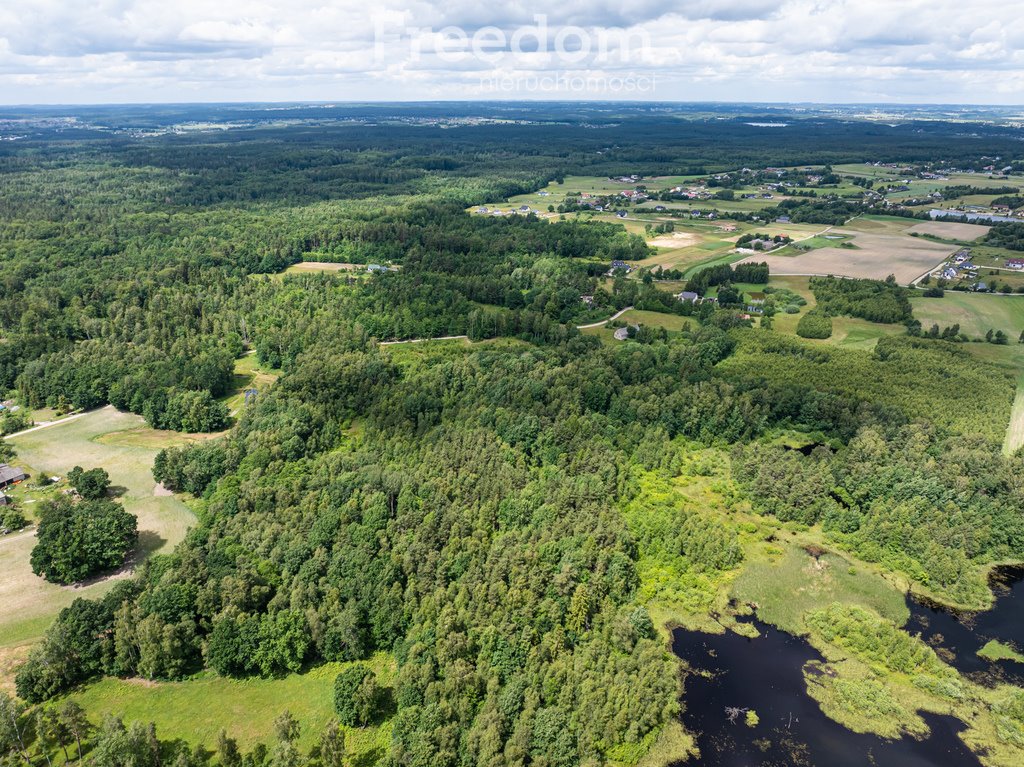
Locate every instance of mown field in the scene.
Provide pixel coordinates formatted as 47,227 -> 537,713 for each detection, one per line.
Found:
0,408 -> 197,650
580,308 -> 693,343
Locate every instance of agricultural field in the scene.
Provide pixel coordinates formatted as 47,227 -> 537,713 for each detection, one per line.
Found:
0,408 -> 197,651
907,221 -> 991,240
909,292 -> 1024,453
909,292 -> 1024,340
283,261 -> 363,274
742,222 -> 957,283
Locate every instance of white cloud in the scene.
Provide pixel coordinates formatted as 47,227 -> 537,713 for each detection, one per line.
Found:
0,0 -> 1021,103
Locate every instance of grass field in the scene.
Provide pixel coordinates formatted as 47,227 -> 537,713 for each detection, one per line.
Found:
67,654 -> 396,754
0,407 -> 197,650
763,276 -> 904,350
581,308 -> 692,343
731,544 -> 909,635
910,292 -> 1024,340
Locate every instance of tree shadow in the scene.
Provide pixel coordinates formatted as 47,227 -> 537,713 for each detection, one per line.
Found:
135,529 -> 167,557
352,747 -> 384,767
107,484 -> 129,499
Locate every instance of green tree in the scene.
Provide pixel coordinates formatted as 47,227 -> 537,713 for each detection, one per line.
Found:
317,723 -> 345,767
30,497 -> 137,584
90,718 -> 160,767
334,668 -> 384,727
217,730 -> 241,767
58,702 -> 92,764
68,466 -> 111,500
0,692 -> 33,767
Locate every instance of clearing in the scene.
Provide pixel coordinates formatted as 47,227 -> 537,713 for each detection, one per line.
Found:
66,654 -> 396,755
0,407 -> 196,650
284,261 -> 361,274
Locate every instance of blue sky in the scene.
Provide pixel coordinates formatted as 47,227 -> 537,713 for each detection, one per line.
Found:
2,1 -> 1022,104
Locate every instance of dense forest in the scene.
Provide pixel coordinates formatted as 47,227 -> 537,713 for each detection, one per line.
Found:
3,105 -> 1024,767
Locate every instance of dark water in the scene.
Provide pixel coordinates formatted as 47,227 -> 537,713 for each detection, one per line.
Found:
672,621 -> 982,767
672,567 -> 1024,765
908,566 -> 1024,687
672,566 -> 1024,765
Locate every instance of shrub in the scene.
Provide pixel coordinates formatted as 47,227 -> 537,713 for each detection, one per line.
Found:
1,507 -> 26,533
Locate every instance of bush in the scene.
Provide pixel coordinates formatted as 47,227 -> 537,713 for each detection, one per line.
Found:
796,311 -> 833,339
1,506 -> 26,533
334,667 -> 384,727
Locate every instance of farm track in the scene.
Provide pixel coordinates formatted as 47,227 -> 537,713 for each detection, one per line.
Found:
7,411 -> 88,440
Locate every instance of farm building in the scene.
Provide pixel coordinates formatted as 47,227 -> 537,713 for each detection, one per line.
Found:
0,464 -> 26,488
1006,258 -> 1024,270
676,291 -> 699,303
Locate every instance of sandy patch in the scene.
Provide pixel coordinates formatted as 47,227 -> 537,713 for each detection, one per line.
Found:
647,232 -> 701,248
153,482 -> 173,497
740,230 -> 956,283
286,261 -> 360,273
0,644 -> 30,694
907,221 -> 992,241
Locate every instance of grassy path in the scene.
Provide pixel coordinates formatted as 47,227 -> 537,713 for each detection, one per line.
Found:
1003,373 -> 1024,456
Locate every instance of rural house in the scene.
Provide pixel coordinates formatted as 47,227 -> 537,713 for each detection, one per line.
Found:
0,464 -> 26,489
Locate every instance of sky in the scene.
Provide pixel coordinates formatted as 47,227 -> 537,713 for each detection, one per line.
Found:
2,0 -> 1023,105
